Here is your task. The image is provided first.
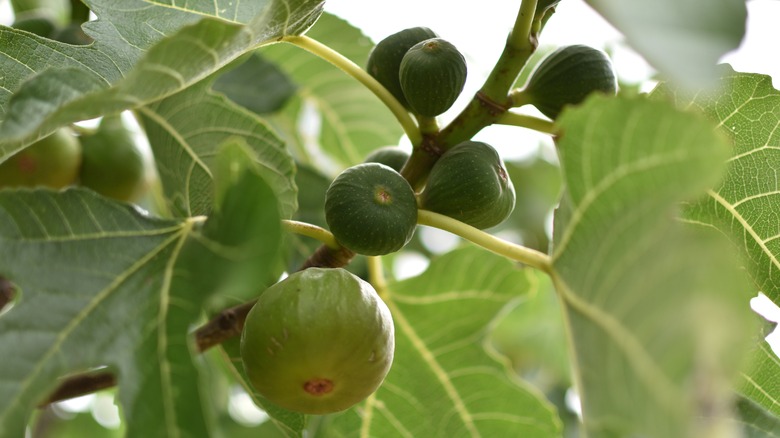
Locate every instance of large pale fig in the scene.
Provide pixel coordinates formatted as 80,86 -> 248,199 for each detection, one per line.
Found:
325,163 -> 417,255
240,268 -> 395,415
420,141 -> 515,229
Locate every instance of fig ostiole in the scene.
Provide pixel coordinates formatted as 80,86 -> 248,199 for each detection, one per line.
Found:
0,128 -> 82,190
325,163 -> 417,256
367,27 -> 439,110
240,268 -> 395,415
420,141 -> 516,229
522,44 -> 617,119
399,37 -> 467,118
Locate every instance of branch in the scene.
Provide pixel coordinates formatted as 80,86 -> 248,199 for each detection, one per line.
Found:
39,242 -> 357,407
496,111 -> 557,135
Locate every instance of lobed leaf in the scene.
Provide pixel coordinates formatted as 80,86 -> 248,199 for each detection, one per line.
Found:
0,143 -> 285,436
322,247 -> 561,437
552,95 -> 756,437
260,13 -> 403,170
0,0 -> 324,155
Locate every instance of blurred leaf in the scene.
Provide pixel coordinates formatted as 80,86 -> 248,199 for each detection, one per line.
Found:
139,79 -> 297,219
212,54 -> 298,115
322,247 -> 561,437
260,13 -> 403,169
10,0 -> 69,25
585,0 -> 746,88
0,148 -> 285,437
0,0 -> 324,154
552,95 -> 756,437
502,155 -> 562,252
491,273 -> 570,389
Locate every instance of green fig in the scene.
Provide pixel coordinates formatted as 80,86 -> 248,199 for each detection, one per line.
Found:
363,146 -> 410,173
240,268 -> 395,415
399,38 -> 467,117
325,163 -> 417,256
523,44 -> 617,119
367,27 -> 439,109
78,115 -> 152,202
0,128 -> 81,189
421,141 -> 515,229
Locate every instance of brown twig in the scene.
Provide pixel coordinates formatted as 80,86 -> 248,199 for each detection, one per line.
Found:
0,276 -> 16,312
39,243 -> 356,407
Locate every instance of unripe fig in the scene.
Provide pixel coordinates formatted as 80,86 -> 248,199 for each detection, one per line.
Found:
363,146 -> 410,173
0,128 -> 81,189
421,141 -> 515,229
240,268 -> 395,415
78,115 -> 152,202
523,44 -> 617,119
367,27 -> 438,109
12,14 -> 56,38
325,163 -> 417,255
399,38 -> 467,117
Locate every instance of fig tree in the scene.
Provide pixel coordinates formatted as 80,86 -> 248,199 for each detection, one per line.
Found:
399,38 -> 467,117
0,128 -> 81,189
240,267 -> 395,415
78,115 -> 152,202
420,141 -> 515,229
366,27 -> 438,110
325,163 -> 417,256
363,146 -> 410,173
522,44 -> 617,119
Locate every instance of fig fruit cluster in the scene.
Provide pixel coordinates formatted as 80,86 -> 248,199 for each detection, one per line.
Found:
240,268 -> 394,415
0,116 -> 152,203
367,27 -> 467,117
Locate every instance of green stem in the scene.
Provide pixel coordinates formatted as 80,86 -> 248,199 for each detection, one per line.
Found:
282,36 -> 422,146
366,256 -> 389,299
436,0 -> 540,151
496,111 -> 556,135
417,210 -> 552,274
281,220 -> 340,249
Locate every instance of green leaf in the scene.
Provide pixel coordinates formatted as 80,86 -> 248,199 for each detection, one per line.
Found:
212,54 -> 298,115
585,0 -> 746,88
260,13 -> 403,169
139,79 -> 297,219
735,396 -> 780,438
654,69 -> 780,307
552,95 -> 756,437
0,157 -> 285,436
322,247 -> 562,437
739,342 -> 780,421
0,0 -> 324,153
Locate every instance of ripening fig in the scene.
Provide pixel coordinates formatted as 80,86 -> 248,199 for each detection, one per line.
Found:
367,27 -> 439,109
522,44 -> 617,119
0,128 -> 81,189
399,37 -> 467,117
325,163 -> 417,255
420,141 -> 515,229
363,146 -> 410,173
78,115 -> 152,202
240,268 -> 395,415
